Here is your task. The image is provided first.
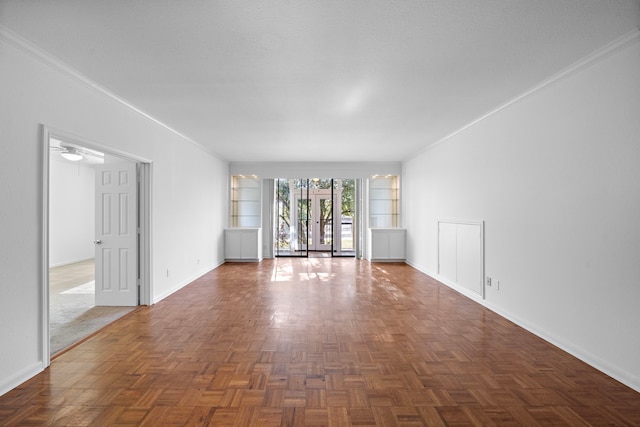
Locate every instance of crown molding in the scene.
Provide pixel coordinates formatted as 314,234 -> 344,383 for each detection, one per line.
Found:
405,27 -> 640,161
0,24 -> 225,162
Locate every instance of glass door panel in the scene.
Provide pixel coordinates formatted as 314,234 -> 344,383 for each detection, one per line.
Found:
275,178 -> 309,257
294,194 -> 331,251
314,195 -> 332,251
274,178 -> 357,257
333,179 -> 355,256
298,197 -> 310,250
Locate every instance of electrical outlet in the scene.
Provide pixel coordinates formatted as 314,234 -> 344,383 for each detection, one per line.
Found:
166,269 -> 170,278
495,280 -> 499,290
486,277 -> 492,287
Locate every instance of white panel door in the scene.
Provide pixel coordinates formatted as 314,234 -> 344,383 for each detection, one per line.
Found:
95,163 -> 138,306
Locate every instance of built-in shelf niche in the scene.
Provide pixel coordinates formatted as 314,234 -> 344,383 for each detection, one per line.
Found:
230,175 -> 261,228
369,175 -> 399,228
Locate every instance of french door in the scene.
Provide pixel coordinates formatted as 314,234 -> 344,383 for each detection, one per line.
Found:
294,191 -> 333,251
275,178 -> 356,257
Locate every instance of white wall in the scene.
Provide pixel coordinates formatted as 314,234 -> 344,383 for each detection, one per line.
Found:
230,161 -> 401,179
403,36 -> 640,391
0,31 -> 228,395
48,153 -> 95,267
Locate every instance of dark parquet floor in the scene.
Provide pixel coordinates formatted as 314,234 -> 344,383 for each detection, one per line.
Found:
1,258 -> 639,426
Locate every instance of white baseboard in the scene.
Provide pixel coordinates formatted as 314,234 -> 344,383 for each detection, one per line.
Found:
0,361 -> 44,398
48,257 -> 94,269
406,261 -> 640,393
481,298 -> 640,393
152,260 -> 225,304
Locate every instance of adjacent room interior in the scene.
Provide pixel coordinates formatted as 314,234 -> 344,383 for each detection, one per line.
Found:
48,138 -> 138,355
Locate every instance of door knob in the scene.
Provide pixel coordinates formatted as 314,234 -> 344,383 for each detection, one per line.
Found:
94,240 -> 102,245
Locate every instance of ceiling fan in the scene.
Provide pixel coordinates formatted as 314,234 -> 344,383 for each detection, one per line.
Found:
49,142 -> 105,164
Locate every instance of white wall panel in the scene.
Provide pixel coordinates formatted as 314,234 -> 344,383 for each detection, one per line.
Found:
438,221 -> 484,297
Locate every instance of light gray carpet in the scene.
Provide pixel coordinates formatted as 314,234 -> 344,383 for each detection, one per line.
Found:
50,281 -> 134,354
50,262 -> 136,355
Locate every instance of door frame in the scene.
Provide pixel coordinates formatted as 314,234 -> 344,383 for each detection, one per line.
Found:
40,125 -> 152,366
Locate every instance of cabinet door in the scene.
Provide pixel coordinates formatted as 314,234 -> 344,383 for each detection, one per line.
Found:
240,230 -> 258,259
388,230 -> 405,259
225,230 -> 243,259
370,231 -> 389,259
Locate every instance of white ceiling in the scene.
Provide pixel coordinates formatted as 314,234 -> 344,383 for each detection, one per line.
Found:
1,0 -> 638,162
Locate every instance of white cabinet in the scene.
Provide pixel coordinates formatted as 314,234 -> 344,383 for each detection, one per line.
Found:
368,228 -> 406,262
225,228 -> 262,262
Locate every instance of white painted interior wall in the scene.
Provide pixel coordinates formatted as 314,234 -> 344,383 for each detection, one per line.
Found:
0,36 -> 228,395
48,153 -> 95,267
229,161 -> 401,179
402,38 -> 640,391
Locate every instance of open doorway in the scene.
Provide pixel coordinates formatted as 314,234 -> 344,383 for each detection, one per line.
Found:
274,178 -> 357,257
48,141 -> 136,354
43,126 -> 151,361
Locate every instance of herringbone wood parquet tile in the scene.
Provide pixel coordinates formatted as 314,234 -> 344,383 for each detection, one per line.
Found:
1,258 -> 639,426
